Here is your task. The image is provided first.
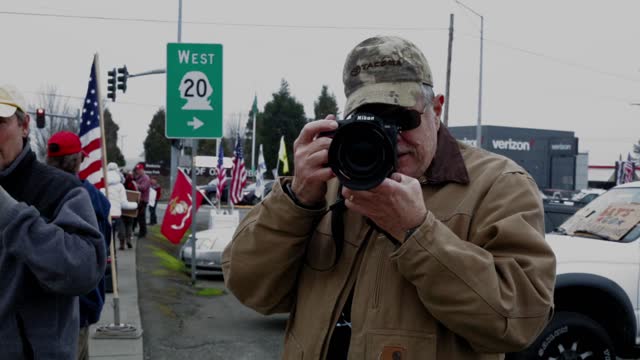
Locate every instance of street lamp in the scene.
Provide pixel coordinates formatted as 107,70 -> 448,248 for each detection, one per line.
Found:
455,0 -> 484,149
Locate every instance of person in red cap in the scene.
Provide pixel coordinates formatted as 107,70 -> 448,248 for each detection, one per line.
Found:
134,162 -> 151,238
0,85 -> 106,359
46,131 -> 88,172
46,130 -> 112,360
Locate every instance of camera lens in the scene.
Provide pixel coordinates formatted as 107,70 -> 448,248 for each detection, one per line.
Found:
328,121 -> 395,190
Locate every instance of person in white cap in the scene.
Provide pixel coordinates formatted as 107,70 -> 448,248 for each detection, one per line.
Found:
0,85 -> 106,359
223,36 -> 555,359
106,162 -> 138,250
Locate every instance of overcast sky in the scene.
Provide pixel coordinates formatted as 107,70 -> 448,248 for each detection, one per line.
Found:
2,0 -> 639,165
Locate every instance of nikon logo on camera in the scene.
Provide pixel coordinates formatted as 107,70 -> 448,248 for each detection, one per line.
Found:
356,115 -> 376,121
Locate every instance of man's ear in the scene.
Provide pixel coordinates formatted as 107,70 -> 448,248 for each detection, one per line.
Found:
21,114 -> 31,138
433,94 -> 445,117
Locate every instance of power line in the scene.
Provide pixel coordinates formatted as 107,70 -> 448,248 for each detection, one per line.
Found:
0,10 -> 447,31
25,91 -> 160,108
455,32 -> 640,85
449,0 -> 640,85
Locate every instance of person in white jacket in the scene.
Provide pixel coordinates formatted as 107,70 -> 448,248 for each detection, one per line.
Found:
106,162 -> 138,250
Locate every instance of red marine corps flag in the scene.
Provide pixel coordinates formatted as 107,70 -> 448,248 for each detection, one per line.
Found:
161,169 -> 205,244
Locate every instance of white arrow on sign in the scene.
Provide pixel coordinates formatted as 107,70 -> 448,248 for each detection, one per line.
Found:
187,117 -> 204,130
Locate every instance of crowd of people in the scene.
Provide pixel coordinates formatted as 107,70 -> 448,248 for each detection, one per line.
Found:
0,84 -> 164,359
1,34 -> 556,360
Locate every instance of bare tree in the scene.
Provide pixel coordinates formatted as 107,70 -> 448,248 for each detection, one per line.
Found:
216,112 -> 246,155
29,85 -> 79,160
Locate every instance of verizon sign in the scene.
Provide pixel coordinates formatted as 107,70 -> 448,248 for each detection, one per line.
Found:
492,139 -> 532,151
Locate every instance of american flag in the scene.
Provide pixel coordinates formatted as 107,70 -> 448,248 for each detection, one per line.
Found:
229,135 -> 247,204
78,58 -> 104,189
623,154 -> 636,184
216,140 -> 226,202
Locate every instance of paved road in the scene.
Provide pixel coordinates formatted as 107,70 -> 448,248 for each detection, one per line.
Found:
137,204 -> 287,360
140,204 -> 638,360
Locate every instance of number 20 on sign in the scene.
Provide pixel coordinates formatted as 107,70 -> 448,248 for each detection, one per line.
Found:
166,43 -> 223,139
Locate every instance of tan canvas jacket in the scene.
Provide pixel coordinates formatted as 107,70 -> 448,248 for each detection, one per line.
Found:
223,127 -> 556,360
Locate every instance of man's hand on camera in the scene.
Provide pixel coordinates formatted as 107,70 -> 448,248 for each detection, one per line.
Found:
290,116 -> 338,207
342,173 -> 427,242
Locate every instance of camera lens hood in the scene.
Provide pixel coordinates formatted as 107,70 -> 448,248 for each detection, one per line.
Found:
328,121 -> 395,190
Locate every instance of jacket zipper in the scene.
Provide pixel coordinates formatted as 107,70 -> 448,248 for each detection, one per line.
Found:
320,227 -> 374,359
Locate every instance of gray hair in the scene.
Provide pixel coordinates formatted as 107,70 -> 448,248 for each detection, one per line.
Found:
15,109 -> 26,125
421,84 -> 434,107
46,153 -> 83,175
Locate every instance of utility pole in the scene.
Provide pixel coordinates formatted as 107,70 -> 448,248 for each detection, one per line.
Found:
477,14 -> 484,149
455,0 -> 484,148
169,0 -> 183,200
119,134 -> 127,155
444,14 -> 454,127
175,0 -> 199,287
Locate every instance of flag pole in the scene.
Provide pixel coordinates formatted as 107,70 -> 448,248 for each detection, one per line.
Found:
251,95 -> 257,178
216,138 -> 221,211
93,53 -> 142,339
190,139 -> 198,286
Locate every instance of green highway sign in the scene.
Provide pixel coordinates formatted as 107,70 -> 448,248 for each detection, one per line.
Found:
166,43 -> 223,139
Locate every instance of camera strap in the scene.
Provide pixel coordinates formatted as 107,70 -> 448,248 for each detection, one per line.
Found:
330,185 -> 346,268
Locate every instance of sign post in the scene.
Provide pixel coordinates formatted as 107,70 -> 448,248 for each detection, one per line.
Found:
167,43 -> 223,285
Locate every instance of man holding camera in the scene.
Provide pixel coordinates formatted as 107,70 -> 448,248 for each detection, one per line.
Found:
223,36 -> 555,359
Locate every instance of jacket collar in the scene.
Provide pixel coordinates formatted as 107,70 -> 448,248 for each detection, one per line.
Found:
0,140 -> 33,180
420,125 -> 470,186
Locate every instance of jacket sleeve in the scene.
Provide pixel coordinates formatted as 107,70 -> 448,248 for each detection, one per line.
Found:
118,185 -> 138,210
137,175 -> 151,193
222,180 -> 326,315
392,172 -> 555,353
0,187 -> 107,296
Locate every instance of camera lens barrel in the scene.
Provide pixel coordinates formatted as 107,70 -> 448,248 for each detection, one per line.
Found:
328,115 -> 397,190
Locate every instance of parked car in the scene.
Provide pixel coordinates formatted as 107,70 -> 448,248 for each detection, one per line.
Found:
179,210 -> 239,276
543,201 -> 582,233
237,179 -> 276,205
507,181 -> 640,359
198,177 -> 230,205
571,187 -> 606,205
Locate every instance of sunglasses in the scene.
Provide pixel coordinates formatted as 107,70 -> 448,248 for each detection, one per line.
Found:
355,103 -> 423,132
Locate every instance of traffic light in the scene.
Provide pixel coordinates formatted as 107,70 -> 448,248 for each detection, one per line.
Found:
107,68 -> 117,101
117,66 -> 129,93
35,108 -> 45,128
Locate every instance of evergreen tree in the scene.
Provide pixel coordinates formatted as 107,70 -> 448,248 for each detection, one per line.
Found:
104,108 -> 125,166
198,139 -> 217,156
143,108 -> 171,168
314,85 -> 340,120
257,79 -> 306,176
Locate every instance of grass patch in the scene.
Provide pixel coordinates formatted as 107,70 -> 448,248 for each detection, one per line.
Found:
148,225 -> 192,245
195,287 -> 225,297
156,303 -> 177,319
148,245 -> 186,273
151,269 -> 170,276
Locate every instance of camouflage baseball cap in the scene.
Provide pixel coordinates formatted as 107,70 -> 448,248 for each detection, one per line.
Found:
343,36 -> 433,115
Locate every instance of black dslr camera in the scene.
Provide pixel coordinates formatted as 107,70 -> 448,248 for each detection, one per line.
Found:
323,104 -> 422,190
